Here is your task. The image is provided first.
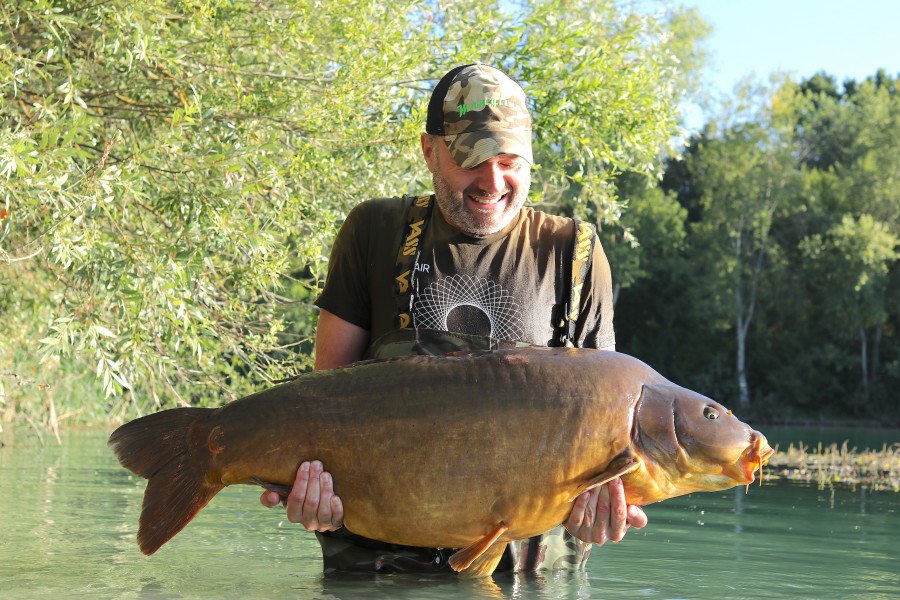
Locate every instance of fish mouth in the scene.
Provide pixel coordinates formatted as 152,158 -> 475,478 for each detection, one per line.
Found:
739,433 -> 775,485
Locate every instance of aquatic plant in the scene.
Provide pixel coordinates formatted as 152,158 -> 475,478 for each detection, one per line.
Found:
767,441 -> 900,492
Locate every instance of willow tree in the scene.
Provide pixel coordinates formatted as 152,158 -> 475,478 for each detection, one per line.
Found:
0,0 -> 706,423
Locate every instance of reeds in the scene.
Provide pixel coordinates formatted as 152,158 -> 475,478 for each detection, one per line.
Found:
766,441 -> 900,492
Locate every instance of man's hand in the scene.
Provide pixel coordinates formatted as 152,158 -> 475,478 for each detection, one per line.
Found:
565,477 -> 647,545
259,460 -> 344,532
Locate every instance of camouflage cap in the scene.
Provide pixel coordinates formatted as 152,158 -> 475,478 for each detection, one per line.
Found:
426,64 -> 533,169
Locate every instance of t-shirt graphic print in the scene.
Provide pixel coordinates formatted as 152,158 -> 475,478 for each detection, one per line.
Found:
412,274 -> 526,341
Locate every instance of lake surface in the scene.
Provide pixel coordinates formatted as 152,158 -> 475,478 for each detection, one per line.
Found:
1,427 -> 898,599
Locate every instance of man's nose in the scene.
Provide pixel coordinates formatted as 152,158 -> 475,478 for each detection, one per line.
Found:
473,161 -> 506,196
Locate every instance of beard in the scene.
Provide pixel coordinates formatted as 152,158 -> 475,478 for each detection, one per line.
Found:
431,157 -> 531,238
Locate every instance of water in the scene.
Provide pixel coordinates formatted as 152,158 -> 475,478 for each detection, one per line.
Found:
2,428 -> 898,599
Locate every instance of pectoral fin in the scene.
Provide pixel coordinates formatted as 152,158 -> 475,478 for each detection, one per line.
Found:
448,522 -> 509,577
569,457 -> 642,502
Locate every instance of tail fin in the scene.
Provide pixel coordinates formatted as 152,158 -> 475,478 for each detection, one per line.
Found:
108,408 -> 223,555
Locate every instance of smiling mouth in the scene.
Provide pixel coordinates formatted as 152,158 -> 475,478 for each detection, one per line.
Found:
467,193 -> 507,207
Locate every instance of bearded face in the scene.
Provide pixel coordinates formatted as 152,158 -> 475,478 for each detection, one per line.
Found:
427,136 -> 531,238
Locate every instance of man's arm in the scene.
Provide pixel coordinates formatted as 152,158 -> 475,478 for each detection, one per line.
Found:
564,231 -> 646,542
313,309 -> 370,370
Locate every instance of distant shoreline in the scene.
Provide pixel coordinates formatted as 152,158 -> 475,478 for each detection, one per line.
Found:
752,418 -> 898,428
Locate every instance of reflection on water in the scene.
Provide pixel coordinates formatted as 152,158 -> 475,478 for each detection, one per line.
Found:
1,428 -> 899,599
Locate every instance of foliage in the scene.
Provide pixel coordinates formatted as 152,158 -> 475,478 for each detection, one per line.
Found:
613,71 -> 900,424
0,0 -> 702,425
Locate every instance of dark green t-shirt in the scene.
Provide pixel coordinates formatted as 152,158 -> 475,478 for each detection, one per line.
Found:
315,195 -> 616,351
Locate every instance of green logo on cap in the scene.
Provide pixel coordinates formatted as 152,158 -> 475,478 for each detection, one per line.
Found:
458,97 -> 515,117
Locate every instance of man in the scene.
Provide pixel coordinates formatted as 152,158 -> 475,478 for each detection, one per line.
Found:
261,64 -> 648,573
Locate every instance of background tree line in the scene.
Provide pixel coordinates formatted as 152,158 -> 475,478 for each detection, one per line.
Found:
608,72 -> 899,425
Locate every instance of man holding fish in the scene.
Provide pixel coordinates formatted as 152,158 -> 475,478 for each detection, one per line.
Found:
260,64 -> 649,573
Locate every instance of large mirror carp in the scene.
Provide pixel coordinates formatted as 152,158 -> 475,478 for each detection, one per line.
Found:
109,347 -> 773,577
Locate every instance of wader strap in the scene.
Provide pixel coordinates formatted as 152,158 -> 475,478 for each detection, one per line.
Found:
393,194 -> 434,329
556,219 -> 596,347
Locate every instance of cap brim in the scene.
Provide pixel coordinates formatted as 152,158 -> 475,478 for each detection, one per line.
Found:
445,130 -> 534,169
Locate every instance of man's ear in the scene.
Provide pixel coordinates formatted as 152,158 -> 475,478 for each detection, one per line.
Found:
421,133 -> 436,174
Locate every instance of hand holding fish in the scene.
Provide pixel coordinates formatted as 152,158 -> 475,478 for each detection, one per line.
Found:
259,461 -> 344,532
565,477 -> 648,544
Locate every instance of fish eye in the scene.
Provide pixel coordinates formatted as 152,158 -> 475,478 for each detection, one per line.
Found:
703,406 -> 720,420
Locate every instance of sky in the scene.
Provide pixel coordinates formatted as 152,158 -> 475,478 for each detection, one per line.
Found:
682,0 -> 900,129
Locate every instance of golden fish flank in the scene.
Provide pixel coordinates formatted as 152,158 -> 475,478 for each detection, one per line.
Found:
109,346 -> 773,577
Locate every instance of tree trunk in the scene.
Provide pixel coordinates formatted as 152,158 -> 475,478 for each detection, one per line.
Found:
736,322 -> 750,407
871,316 -> 883,386
860,325 -> 870,403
